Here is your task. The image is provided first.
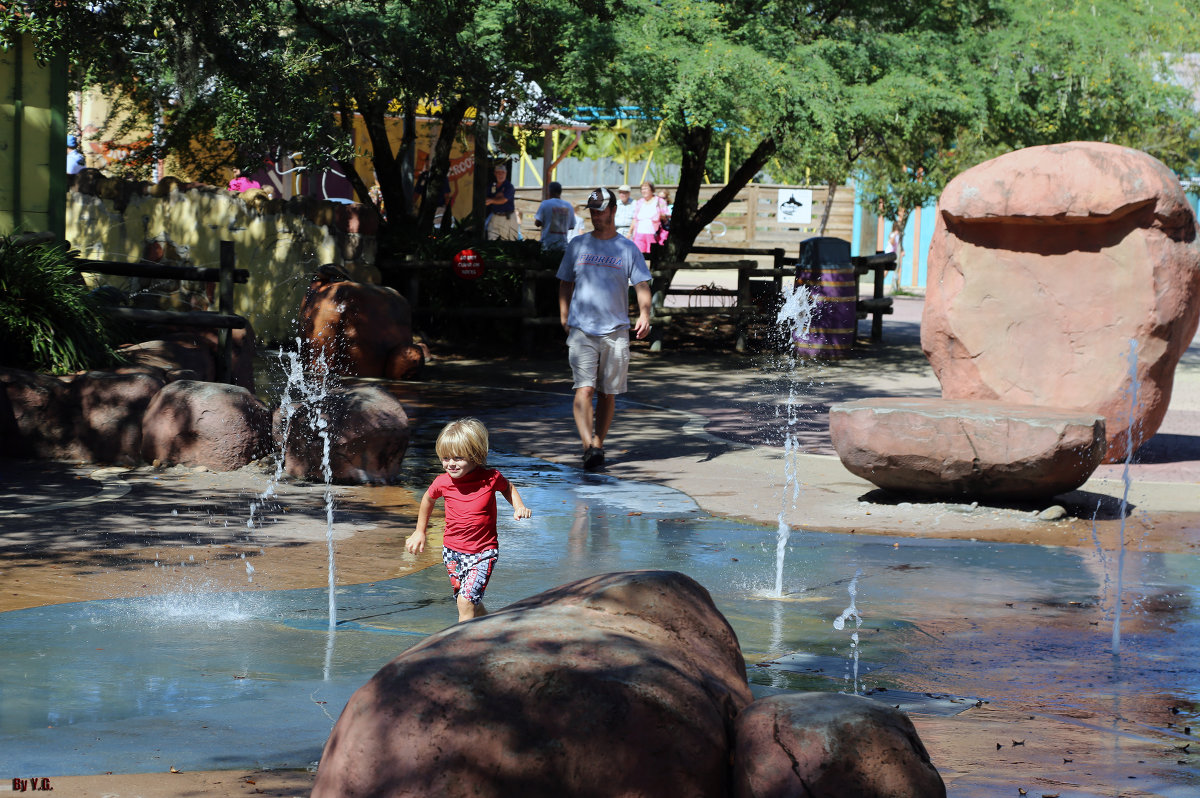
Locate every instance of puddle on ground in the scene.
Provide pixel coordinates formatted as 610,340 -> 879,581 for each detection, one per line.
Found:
1,452 -> 1198,782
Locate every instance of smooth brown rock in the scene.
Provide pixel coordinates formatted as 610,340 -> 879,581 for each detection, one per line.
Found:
0,377 -> 29,457
0,367 -> 164,465
299,267 -> 425,380
141,381 -> 272,471
0,367 -> 69,458
312,570 -> 753,798
829,398 -> 1106,500
69,371 -> 165,464
118,327 -> 256,392
280,384 -> 410,484
924,142 -> 1200,463
732,693 -> 944,798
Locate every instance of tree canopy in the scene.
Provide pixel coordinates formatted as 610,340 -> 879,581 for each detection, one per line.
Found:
5,0 -> 1198,263
559,0 -> 1199,264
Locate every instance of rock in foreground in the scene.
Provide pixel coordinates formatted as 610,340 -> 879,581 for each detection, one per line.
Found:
733,692 -> 945,798
312,570 -> 753,798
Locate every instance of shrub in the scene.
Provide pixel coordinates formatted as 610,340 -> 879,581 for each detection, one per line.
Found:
0,234 -> 122,374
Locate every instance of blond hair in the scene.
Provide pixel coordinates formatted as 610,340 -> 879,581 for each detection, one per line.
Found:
435,417 -> 489,465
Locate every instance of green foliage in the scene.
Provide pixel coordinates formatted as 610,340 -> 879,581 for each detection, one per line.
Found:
383,231 -> 559,346
49,0 -> 619,252
0,2 -> 69,61
0,236 -> 122,375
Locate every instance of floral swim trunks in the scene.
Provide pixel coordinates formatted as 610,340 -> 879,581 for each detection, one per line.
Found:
442,546 -> 499,605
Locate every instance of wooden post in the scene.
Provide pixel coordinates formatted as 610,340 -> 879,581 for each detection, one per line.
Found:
771,247 -> 784,294
217,241 -> 235,384
872,264 -> 886,341
746,185 -> 758,245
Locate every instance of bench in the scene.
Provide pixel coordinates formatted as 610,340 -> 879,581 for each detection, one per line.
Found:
852,252 -> 898,341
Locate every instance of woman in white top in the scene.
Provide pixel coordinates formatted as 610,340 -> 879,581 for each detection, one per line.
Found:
631,182 -> 668,255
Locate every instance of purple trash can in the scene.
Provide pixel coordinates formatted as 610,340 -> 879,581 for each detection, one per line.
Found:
793,237 -> 856,358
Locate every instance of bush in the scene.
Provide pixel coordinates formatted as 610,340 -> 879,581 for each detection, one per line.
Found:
0,235 -> 123,374
384,228 -> 563,347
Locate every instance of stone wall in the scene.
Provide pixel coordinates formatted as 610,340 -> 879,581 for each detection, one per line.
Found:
66,172 -> 380,346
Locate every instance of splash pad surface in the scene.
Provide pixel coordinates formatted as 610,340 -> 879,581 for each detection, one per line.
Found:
2,452 -> 1198,795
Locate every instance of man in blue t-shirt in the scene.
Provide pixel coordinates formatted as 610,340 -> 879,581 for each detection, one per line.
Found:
484,163 -> 518,240
556,187 -> 652,471
534,181 -> 576,251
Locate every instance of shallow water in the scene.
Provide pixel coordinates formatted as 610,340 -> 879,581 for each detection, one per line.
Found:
1,452 -> 1198,782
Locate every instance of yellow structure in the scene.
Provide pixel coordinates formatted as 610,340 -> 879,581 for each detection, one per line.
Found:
66,181 -> 363,346
0,34 -> 67,238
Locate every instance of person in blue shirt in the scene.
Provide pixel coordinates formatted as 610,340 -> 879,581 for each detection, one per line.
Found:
534,181 -> 576,251
484,163 -> 518,240
556,187 -> 652,470
66,134 -> 86,175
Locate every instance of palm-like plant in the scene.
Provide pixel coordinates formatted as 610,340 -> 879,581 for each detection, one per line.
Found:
0,234 -> 121,374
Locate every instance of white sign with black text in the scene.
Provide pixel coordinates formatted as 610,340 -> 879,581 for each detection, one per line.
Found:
776,189 -> 813,225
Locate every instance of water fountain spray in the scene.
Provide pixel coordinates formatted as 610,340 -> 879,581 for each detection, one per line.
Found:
1111,339 -> 1140,656
832,568 -> 864,694
260,340 -> 339,631
771,283 -> 815,596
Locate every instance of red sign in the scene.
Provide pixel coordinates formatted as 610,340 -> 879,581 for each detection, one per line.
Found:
453,249 -> 485,280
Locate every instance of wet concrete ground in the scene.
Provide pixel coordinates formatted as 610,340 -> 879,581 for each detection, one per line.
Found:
2,296 -> 1199,796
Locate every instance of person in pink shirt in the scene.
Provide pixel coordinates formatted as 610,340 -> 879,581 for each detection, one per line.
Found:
228,168 -> 261,193
631,181 -> 669,254
406,418 -> 531,622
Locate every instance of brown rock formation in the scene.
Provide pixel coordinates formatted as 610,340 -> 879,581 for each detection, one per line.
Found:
280,384 -> 410,484
299,266 -> 425,380
0,367 -> 164,465
829,398 -> 1106,500
732,692 -> 945,798
312,570 -> 753,798
141,380 -> 272,471
923,141 -> 1200,463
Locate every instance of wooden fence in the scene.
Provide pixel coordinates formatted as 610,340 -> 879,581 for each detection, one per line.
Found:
512,183 -> 854,252
74,240 -> 249,383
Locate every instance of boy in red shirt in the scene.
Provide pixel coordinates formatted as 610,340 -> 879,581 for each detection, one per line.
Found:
406,418 -> 531,622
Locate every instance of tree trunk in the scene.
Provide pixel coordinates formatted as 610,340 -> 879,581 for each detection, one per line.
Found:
472,109 -> 490,241
817,182 -> 837,235
658,124 -> 712,296
890,206 -> 910,292
356,95 -> 405,221
660,131 -> 777,296
415,97 -> 470,236
399,100 -> 417,210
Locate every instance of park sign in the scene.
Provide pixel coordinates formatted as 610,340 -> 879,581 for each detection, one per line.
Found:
777,189 -> 813,226
453,249 -> 485,280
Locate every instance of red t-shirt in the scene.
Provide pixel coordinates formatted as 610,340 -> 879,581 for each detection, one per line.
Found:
427,468 -> 511,554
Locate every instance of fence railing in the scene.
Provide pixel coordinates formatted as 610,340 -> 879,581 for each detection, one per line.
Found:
74,241 -> 249,383
388,239 -> 899,355
511,184 -> 854,250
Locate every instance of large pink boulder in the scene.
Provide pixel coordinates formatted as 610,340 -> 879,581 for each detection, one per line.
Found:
141,380 -> 272,471
312,570 -> 753,798
299,266 -> 425,380
280,384 -> 410,484
923,142 -> 1200,463
732,693 -> 944,798
829,398 -> 1106,500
